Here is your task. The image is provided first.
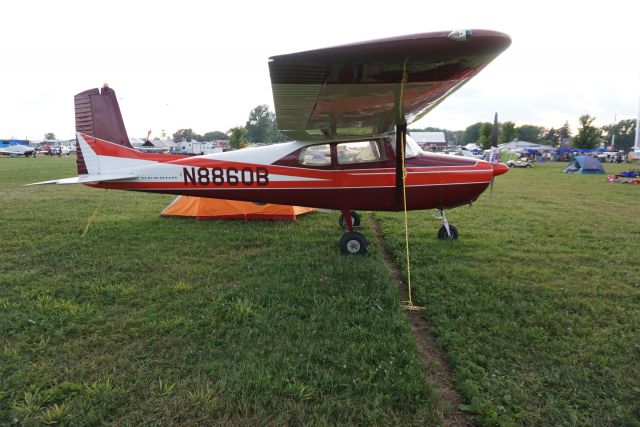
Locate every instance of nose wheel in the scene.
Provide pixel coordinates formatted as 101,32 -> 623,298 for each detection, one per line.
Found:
437,224 -> 458,240
435,208 -> 458,240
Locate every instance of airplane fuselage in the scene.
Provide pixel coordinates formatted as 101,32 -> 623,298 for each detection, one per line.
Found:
81,134 -> 506,211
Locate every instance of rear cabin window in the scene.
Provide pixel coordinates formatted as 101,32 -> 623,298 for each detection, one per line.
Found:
337,140 -> 385,165
299,144 -> 331,166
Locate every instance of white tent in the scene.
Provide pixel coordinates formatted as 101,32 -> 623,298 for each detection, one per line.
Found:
499,141 -> 554,152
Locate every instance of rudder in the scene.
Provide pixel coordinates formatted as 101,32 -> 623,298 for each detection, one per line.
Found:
74,84 -> 132,174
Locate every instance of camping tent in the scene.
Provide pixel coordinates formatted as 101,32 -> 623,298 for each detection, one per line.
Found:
563,156 -> 606,174
161,196 -> 315,221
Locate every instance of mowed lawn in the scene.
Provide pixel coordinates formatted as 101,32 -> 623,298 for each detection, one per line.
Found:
377,161 -> 640,425
1,156 -> 639,426
1,156 -> 437,425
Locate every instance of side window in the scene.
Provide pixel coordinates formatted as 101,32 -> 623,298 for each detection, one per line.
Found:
299,144 -> 331,166
337,140 -> 386,165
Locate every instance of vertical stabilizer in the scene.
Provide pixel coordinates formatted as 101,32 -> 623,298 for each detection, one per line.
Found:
75,84 -> 131,147
74,84 -> 132,174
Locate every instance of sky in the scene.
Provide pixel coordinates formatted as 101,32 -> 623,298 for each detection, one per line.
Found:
1,0 -> 639,141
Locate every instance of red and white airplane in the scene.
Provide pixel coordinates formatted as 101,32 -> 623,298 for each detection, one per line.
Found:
32,29 -> 511,254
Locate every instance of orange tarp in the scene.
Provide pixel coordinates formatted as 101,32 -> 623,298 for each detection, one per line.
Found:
160,196 -> 315,221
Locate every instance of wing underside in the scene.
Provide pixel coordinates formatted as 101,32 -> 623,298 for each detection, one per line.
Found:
269,30 -> 511,141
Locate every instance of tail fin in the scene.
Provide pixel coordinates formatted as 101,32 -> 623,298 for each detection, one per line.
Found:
74,84 -> 131,174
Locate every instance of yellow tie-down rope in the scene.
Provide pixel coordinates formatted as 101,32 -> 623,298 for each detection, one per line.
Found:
81,190 -> 108,237
398,57 -> 423,312
399,130 -> 423,312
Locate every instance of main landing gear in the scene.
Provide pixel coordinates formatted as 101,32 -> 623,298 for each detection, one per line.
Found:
338,210 -> 368,255
336,208 -> 458,255
435,208 -> 458,240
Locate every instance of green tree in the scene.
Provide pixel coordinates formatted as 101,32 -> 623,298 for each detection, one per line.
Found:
542,127 -> 559,146
573,115 -> 601,149
477,122 -> 494,149
602,118 -> 636,151
463,122 -> 487,145
201,131 -> 228,141
227,126 -> 247,150
245,105 -> 276,144
559,121 -> 572,139
516,125 -> 545,143
556,121 -> 573,147
173,128 -> 197,142
499,121 -> 516,143
451,130 -> 464,145
270,121 -> 289,143
44,132 -> 56,140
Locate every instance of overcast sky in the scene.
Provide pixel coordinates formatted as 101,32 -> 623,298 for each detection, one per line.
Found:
2,0 -> 639,141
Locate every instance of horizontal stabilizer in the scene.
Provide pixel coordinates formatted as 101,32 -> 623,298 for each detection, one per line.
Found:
26,173 -> 137,186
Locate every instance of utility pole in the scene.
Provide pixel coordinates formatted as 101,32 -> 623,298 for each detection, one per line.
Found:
635,94 -> 640,153
634,76 -> 640,154
610,114 -> 616,150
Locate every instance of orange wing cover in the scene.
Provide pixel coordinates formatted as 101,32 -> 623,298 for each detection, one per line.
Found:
161,196 -> 315,221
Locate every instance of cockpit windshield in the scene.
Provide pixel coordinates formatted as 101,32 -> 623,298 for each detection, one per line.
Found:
389,134 -> 423,158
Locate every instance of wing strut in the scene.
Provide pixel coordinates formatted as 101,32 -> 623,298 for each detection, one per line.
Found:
395,123 -> 407,209
395,122 -> 423,311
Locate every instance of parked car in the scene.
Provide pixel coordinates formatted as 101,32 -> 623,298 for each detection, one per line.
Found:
506,159 -> 533,168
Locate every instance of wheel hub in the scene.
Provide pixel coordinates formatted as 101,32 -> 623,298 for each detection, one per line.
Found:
347,240 -> 361,253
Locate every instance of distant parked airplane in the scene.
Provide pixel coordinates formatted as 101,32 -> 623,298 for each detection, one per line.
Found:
0,144 -> 34,157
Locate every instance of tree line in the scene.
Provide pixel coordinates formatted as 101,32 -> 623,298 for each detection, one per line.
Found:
172,110 -> 637,152
415,115 -> 637,151
172,105 -> 287,150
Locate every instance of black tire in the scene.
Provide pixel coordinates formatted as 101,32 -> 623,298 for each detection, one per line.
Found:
437,224 -> 458,240
339,231 -> 368,255
338,211 -> 361,229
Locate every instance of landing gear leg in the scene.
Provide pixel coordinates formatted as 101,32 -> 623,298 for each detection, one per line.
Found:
436,208 -> 458,240
338,209 -> 367,255
339,210 -> 361,229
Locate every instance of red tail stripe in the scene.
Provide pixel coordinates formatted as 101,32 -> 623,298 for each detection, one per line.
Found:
80,134 -> 188,162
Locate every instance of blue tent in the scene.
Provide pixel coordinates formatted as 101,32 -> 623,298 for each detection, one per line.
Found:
563,156 -> 606,174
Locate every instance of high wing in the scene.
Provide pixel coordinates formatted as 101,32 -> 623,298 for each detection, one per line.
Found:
269,29 -> 511,141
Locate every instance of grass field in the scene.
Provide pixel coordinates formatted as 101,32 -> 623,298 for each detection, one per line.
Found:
1,156 -> 639,425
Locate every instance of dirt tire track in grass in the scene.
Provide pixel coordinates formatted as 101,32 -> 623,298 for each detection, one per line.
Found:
370,213 -> 472,427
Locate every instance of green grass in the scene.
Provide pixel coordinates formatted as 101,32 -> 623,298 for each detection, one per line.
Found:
0,156 -> 437,425
377,161 -> 640,425
2,156 -> 639,426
